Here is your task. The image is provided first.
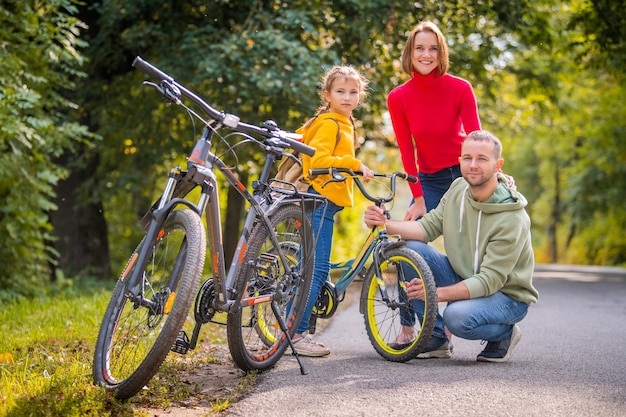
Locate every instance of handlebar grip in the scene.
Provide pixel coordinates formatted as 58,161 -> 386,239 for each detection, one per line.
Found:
309,168 -> 333,176
133,56 -> 173,82
406,174 -> 418,183
286,138 -> 315,157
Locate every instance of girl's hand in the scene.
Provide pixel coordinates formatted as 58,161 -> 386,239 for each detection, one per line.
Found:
359,163 -> 375,183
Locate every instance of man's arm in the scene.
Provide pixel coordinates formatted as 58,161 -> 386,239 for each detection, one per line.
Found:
363,206 -> 425,241
406,279 -> 470,302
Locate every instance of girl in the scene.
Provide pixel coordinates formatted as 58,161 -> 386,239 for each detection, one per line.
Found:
294,65 -> 374,357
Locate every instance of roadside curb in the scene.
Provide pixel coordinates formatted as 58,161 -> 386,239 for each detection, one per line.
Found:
533,263 -> 626,281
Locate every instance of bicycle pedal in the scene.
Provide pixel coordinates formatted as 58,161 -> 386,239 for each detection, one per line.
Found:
171,331 -> 190,355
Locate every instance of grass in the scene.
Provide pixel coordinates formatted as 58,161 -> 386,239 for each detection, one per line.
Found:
0,282 -> 254,417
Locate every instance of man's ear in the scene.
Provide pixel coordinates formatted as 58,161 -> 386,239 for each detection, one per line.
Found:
496,158 -> 504,170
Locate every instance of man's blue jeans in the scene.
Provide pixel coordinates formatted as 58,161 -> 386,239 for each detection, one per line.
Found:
296,191 -> 343,334
404,241 -> 529,342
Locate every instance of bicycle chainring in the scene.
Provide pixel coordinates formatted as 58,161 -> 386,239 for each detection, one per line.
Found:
194,278 -> 216,324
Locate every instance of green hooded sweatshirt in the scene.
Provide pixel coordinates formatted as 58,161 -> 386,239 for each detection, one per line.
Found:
418,173 -> 539,304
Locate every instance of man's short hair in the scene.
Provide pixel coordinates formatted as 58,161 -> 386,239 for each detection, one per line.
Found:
465,130 -> 502,159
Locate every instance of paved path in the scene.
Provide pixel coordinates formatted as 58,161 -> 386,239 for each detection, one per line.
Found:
225,265 -> 626,417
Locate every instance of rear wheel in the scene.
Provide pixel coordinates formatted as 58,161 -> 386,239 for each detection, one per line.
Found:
361,246 -> 437,362
227,204 -> 313,372
92,209 -> 205,399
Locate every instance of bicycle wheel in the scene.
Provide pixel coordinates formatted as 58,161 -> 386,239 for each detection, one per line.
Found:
227,204 -> 313,372
361,246 -> 437,362
93,209 -> 205,399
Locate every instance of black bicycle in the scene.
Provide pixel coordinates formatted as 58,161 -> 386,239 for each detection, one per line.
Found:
93,57 -> 325,399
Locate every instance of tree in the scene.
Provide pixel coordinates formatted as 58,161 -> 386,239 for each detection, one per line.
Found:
0,0 -> 91,300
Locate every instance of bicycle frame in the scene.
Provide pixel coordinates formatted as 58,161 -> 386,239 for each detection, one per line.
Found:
307,169 -> 417,327
125,125 -> 322,316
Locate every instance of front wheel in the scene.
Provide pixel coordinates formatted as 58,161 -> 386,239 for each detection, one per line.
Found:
361,246 -> 437,362
227,204 -> 314,372
92,209 -> 206,399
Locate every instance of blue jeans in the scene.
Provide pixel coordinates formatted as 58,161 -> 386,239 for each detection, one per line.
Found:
296,190 -> 343,334
402,164 -> 461,327
417,164 -> 461,212
404,241 -> 529,342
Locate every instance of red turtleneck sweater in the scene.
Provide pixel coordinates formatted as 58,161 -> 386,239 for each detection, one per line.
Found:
387,70 -> 481,198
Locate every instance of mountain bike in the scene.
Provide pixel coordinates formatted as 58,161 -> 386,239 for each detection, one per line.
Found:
306,168 -> 438,362
92,56 -> 325,399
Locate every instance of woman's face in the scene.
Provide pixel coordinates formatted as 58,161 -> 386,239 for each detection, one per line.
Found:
411,30 -> 439,75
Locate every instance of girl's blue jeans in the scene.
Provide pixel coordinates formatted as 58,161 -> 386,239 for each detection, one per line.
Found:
403,241 -> 529,342
296,190 -> 342,334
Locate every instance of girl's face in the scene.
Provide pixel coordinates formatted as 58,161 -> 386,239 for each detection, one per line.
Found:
323,76 -> 360,117
411,30 -> 439,75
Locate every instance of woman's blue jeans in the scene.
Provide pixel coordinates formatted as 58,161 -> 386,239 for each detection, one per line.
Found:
418,164 -> 461,212
296,191 -> 343,334
403,241 -> 529,342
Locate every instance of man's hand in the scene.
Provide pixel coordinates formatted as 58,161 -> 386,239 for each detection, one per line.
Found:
405,278 -> 425,300
364,205 -> 387,228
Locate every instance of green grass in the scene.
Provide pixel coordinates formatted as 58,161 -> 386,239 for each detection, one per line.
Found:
0,282 -> 251,417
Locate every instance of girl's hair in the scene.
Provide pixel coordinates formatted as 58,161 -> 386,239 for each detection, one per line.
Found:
401,21 -> 449,76
303,65 -> 369,132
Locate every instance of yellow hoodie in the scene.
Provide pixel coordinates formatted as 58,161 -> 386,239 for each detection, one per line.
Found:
300,112 -> 363,207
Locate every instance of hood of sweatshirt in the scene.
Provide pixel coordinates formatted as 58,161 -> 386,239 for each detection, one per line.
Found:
458,173 -> 528,274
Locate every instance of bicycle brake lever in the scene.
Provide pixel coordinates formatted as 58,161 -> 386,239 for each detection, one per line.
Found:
161,80 -> 182,104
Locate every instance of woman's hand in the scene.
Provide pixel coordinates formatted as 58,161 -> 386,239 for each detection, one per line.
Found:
404,197 -> 426,220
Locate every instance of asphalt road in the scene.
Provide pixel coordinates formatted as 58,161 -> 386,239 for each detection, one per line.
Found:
225,264 -> 626,417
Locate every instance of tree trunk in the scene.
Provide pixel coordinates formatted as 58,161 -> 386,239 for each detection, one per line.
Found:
50,154 -> 111,281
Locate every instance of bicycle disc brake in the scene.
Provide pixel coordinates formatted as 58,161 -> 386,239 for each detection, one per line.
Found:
312,281 -> 338,319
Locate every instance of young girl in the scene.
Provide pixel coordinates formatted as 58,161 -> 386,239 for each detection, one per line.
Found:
294,65 -> 374,357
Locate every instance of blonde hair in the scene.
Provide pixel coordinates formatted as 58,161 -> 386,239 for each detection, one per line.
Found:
401,21 -> 449,76
304,65 -> 369,133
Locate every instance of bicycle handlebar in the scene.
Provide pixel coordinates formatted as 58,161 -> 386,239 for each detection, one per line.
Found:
132,56 -> 315,157
308,168 -> 417,205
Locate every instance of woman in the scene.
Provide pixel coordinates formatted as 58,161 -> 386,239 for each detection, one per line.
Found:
388,20 -> 481,220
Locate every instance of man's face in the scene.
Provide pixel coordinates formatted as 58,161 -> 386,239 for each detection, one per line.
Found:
459,140 -> 503,187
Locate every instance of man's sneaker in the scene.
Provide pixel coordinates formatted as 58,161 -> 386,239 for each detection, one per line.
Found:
388,330 -> 416,350
292,332 -> 330,357
477,324 -> 521,363
416,336 -> 452,359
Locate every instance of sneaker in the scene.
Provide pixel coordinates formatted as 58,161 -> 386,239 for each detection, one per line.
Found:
388,329 -> 416,350
293,332 -> 330,357
416,336 -> 452,359
476,324 -> 521,363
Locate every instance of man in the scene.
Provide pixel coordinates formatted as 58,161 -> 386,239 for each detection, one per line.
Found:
364,130 -> 538,362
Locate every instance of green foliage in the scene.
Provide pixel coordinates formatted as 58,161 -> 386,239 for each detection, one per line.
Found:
0,284 -> 250,416
0,0 -> 92,301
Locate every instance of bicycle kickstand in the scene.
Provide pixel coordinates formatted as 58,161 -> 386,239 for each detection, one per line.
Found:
270,301 -> 308,375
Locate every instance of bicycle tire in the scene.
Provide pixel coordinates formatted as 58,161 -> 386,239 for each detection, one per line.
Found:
227,204 -> 314,372
93,209 -> 205,399
361,246 -> 437,362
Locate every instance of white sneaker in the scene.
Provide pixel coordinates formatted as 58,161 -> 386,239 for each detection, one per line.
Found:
292,332 -> 330,357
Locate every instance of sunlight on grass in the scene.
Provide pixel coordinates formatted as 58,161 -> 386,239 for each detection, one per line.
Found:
0,285 -> 249,417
